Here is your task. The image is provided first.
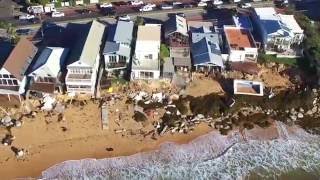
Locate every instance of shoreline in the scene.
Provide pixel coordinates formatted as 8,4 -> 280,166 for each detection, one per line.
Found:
41,121 -> 320,179
0,122 -> 213,180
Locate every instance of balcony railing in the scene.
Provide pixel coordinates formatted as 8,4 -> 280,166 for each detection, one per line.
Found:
106,62 -> 127,69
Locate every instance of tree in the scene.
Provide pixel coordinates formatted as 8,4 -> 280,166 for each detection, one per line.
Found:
160,43 -> 170,61
134,16 -> 144,26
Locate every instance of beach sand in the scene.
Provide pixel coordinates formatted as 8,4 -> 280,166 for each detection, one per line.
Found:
0,101 -> 213,180
0,72 -> 291,180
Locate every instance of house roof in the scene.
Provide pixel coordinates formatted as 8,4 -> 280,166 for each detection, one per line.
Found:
28,47 -> 68,77
224,26 -> 257,50
2,38 -> 37,81
191,33 -> 224,68
137,24 -> 161,42
103,41 -> 119,54
103,21 -> 133,57
278,14 -> 304,34
80,20 -> 105,66
165,14 -> 188,38
188,21 -> 214,33
233,15 -> 253,30
254,7 -> 291,37
114,20 -> 134,44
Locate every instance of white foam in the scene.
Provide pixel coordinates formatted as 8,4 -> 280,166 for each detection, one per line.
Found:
41,123 -> 320,179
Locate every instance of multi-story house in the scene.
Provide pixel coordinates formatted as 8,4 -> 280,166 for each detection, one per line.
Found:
0,38 -> 37,101
27,47 -> 69,94
252,7 -> 304,54
224,26 -> 258,62
131,24 -> 161,80
65,20 -> 105,95
164,14 -> 191,72
191,29 -> 224,72
102,20 -> 134,75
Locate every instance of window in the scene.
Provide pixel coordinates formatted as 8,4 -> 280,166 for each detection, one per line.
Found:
245,54 -> 255,58
144,54 -> 153,60
119,55 -> 126,62
3,74 -> 9,78
109,56 -> 117,63
140,71 -> 154,79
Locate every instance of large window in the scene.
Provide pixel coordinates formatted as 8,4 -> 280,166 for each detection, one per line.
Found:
140,71 -> 154,79
109,55 -> 117,63
119,55 -> 126,62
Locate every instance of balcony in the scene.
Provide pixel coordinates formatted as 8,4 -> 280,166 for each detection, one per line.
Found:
66,73 -> 91,83
106,62 -> 127,69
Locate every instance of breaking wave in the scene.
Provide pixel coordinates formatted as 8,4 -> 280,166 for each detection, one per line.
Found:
41,123 -> 320,179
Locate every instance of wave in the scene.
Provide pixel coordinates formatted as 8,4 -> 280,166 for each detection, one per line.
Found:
41,122 -> 320,180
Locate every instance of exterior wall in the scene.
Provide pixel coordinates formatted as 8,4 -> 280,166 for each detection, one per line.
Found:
131,70 -> 160,80
229,48 -> 258,62
170,47 -> 190,59
66,55 -> 100,95
135,41 -> 160,61
0,68 -> 23,94
104,53 -> 127,70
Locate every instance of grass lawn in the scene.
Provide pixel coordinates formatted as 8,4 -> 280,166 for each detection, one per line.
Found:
258,54 -> 298,66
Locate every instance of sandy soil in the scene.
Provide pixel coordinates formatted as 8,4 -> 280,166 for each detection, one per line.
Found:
0,70 -> 291,179
186,76 -> 224,97
0,98 -> 213,180
259,67 -> 293,89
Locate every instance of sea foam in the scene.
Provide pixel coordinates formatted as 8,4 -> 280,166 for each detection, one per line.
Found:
41,122 -> 320,180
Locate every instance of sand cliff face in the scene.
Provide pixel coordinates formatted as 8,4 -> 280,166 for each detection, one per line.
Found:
41,122 -> 320,179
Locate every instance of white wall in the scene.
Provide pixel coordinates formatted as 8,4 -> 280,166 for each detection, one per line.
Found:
229,47 -> 258,62
135,41 -> 160,61
131,70 -> 160,80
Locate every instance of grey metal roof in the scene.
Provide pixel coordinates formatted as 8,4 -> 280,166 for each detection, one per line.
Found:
192,32 -> 219,44
78,20 -> 105,67
191,35 -> 224,68
114,21 -> 134,44
103,41 -> 119,54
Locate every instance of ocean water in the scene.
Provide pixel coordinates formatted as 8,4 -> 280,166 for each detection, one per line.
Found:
41,123 -> 320,180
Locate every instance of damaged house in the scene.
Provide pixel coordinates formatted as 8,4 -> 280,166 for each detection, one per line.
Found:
164,14 -> 191,73
65,20 -> 105,95
102,20 -> 134,76
26,47 -> 69,94
0,38 -> 37,101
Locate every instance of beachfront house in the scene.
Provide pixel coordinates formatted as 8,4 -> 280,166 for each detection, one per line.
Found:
65,20 -> 105,95
191,29 -> 224,72
102,20 -> 134,75
164,14 -> 191,72
224,26 -> 258,62
252,7 -> 304,55
0,38 -> 37,101
27,47 -> 69,94
131,24 -> 161,80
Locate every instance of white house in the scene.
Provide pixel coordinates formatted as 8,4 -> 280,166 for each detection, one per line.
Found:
27,47 -> 68,93
224,26 -> 258,62
0,38 -> 37,101
131,24 -> 161,80
253,7 -> 304,53
103,20 -> 134,73
65,20 -> 105,95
